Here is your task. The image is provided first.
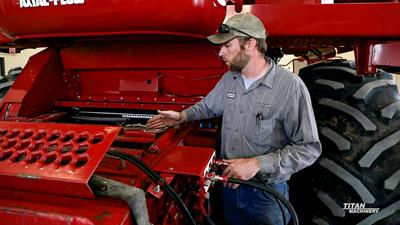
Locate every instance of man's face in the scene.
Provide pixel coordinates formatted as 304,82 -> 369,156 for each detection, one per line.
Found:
219,38 -> 250,71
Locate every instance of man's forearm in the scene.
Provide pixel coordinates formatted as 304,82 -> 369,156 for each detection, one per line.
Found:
256,142 -> 321,178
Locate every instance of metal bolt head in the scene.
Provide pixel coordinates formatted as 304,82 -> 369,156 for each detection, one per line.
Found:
153,185 -> 161,193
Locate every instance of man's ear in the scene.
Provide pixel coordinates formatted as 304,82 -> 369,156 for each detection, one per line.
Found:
246,38 -> 257,50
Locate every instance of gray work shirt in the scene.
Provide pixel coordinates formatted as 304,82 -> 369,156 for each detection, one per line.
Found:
184,60 -> 322,184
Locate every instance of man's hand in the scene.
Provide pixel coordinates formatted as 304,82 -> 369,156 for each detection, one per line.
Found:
222,157 -> 260,189
146,110 -> 185,129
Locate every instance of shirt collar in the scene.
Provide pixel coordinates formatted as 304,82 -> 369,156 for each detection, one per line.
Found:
259,57 -> 276,88
231,57 -> 277,89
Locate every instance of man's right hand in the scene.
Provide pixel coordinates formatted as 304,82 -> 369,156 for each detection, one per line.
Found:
146,110 -> 185,129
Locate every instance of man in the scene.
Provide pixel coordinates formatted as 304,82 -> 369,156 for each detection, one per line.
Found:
147,13 -> 321,225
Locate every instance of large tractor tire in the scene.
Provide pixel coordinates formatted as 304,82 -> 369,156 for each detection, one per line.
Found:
292,60 -> 400,225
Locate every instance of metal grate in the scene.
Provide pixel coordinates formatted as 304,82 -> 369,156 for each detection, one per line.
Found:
0,122 -> 121,198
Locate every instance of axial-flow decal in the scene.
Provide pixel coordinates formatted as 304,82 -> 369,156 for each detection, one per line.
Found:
20,0 -> 85,8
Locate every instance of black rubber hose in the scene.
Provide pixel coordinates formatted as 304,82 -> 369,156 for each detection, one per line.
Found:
107,150 -> 197,225
204,216 -> 217,225
227,177 -> 299,225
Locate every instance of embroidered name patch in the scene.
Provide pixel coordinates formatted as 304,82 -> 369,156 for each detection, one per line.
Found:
227,92 -> 236,99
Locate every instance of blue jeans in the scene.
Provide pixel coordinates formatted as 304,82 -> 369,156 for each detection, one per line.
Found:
222,181 -> 291,225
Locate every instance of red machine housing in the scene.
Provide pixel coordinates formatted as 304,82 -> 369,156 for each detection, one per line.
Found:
0,0 -> 400,225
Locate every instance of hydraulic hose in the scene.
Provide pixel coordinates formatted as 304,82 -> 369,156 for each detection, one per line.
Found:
90,175 -> 151,225
227,177 -> 299,225
107,150 -> 197,225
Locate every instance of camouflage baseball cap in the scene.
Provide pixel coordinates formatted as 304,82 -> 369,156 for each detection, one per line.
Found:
207,13 -> 268,44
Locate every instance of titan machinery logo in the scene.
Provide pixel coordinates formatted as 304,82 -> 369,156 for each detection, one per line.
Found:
343,203 -> 380,214
20,0 -> 85,8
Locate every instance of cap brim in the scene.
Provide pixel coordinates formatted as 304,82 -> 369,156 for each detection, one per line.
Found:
206,33 -> 236,44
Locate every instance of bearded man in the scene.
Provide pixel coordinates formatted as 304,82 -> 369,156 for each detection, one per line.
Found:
147,13 -> 321,225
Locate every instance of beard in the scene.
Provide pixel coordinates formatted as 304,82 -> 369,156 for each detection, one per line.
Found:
228,48 -> 250,72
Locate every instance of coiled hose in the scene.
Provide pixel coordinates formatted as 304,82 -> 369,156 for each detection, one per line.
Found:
108,150 -> 298,225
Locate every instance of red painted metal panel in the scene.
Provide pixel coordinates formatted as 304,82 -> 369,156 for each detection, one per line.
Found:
354,41 -> 376,74
57,95 -> 203,105
60,40 -> 224,70
160,69 -> 225,97
147,174 -> 174,199
232,3 -> 400,38
74,68 -> 224,99
0,122 -> 121,198
372,42 -> 400,67
55,100 -> 195,111
78,70 -> 160,97
0,33 -> 12,43
152,146 -> 215,177
0,0 -> 225,43
148,128 -> 177,153
0,103 -> 22,121
0,189 -> 131,225
60,40 -> 225,98
256,0 -> 321,3
115,129 -> 156,144
1,48 -> 68,118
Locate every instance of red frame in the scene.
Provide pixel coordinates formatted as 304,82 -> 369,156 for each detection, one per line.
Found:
1,1 -> 400,225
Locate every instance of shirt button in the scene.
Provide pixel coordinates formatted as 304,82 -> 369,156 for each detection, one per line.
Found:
235,129 -> 239,132
240,110 -> 243,113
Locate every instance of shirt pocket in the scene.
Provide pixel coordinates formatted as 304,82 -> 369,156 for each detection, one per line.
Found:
257,118 -> 274,144
254,105 -> 276,145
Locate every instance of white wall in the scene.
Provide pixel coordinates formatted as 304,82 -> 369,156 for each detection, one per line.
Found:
280,51 -> 400,90
0,48 -> 45,76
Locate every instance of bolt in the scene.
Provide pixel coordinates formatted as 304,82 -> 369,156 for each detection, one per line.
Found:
153,185 -> 161,193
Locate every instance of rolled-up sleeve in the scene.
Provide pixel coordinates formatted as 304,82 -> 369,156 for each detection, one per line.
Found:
256,82 -> 322,178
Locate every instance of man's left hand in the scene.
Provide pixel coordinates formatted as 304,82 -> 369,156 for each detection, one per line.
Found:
222,157 -> 260,189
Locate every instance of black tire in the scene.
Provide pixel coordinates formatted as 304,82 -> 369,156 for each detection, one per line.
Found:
291,60 -> 400,225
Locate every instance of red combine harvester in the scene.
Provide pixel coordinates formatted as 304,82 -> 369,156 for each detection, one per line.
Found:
0,0 -> 399,225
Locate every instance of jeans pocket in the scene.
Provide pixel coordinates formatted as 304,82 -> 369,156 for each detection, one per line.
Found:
260,182 -> 289,202
248,183 -> 291,225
